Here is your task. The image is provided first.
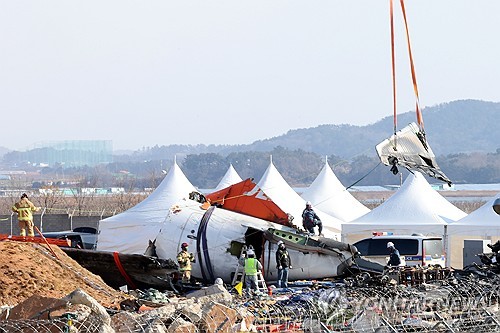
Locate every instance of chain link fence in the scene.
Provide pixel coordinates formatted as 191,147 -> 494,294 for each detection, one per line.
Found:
2,271 -> 500,332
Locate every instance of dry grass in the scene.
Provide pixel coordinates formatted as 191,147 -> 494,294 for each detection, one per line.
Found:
1,190 -> 494,216
0,193 -> 148,216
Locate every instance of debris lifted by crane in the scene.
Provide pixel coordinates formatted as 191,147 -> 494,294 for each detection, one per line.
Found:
378,0 -> 452,186
376,122 -> 452,185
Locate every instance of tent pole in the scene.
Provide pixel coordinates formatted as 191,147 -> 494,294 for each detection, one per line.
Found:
444,225 -> 450,268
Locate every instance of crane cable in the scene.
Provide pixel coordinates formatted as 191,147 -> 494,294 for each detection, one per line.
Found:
390,0 -> 425,139
390,0 -> 397,137
399,0 -> 425,134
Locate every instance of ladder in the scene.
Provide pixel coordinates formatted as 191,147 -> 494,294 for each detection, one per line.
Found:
255,271 -> 267,293
232,245 -> 267,293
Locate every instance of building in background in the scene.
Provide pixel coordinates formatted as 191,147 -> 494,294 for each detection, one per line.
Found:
14,140 -> 113,168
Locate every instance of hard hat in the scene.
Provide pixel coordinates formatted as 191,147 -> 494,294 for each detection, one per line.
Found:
387,242 -> 394,248
306,201 -> 312,206
214,277 -> 223,285
247,249 -> 255,256
181,242 -> 189,248
277,240 -> 284,246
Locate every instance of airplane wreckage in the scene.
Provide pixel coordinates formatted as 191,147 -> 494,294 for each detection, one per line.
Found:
72,168 -> 448,291
68,170 -> 361,290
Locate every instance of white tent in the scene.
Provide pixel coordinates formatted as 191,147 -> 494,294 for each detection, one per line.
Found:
257,160 -> 343,234
214,164 -> 243,191
447,193 -> 500,268
342,171 -> 467,243
301,160 -> 370,222
97,161 -> 197,254
448,193 -> 500,236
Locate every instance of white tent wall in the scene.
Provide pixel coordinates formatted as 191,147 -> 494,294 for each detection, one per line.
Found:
214,164 -> 243,191
301,160 -> 370,222
97,223 -> 166,254
446,235 -> 500,269
97,161 -> 197,253
447,193 -> 500,268
257,160 -> 343,238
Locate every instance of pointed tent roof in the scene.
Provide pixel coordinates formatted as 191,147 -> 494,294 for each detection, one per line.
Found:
301,160 -> 370,222
130,160 -> 197,213
214,164 -> 243,191
342,171 -> 467,236
448,192 -> 500,236
257,159 -> 343,233
97,160 -> 197,254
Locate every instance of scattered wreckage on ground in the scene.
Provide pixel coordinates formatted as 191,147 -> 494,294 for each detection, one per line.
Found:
3,259 -> 500,333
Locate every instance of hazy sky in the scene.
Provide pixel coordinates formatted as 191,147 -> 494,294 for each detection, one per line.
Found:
1,1 -> 499,151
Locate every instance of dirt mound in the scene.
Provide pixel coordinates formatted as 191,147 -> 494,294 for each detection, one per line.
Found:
0,241 -> 128,308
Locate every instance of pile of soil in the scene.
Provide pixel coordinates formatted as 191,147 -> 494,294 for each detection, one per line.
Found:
0,241 -> 128,308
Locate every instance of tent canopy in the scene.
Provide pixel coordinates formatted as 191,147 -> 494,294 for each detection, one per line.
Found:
214,164 -> 243,191
301,160 -> 370,222
342,171 -> 466,238
448,193 -> 500,236
257,160 -> 343,233
97,161 -> 197,254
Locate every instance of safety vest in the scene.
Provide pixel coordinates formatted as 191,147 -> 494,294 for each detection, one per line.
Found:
12,199 -> 37,222
244,258 -> 258,276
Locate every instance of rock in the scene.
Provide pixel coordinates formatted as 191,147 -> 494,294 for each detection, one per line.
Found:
231,318 -> 258,332
201,302 -> 238,333
167,317 -> 197,333
142,303 -> 177,321
180,301 -> 203,323
111,311 -> 142,332
64,289 -> 111,326
8,295 -> 67,320
144,318 -> 168,333
186,284 -> 232,306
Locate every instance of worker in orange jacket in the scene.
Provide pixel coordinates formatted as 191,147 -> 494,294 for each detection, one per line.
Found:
11,193 -> 40,237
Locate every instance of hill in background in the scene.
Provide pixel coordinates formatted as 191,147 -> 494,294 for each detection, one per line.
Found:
244,99 -> 499,158
116,99 -> 499,162
1,99 -> 498,188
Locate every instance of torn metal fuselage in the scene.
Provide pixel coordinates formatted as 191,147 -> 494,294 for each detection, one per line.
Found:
154,204 -> 358,285
376,122 -> 452,185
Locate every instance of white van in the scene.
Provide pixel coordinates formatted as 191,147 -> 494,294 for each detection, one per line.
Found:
353,234 -> 445,267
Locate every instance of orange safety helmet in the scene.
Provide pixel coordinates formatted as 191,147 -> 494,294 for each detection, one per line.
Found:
181,242 -> 189,248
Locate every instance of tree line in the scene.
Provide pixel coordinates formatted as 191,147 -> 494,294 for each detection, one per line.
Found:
10,147 -> 499,191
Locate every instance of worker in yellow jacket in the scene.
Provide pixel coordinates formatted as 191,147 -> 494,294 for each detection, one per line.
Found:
11,193 -> 40,237
176,242 -> 195,284
243,249 -> 263,294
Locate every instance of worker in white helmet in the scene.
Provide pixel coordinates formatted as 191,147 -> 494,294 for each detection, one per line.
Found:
386,242 -> 401,267
243,248 -> 263,295
275,240 -> 292,288
302,201 -> 323,236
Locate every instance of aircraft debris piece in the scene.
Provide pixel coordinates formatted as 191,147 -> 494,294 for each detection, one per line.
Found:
205,178 -> 293,226
376,122 -> 452,185
379,0 -> 452,186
